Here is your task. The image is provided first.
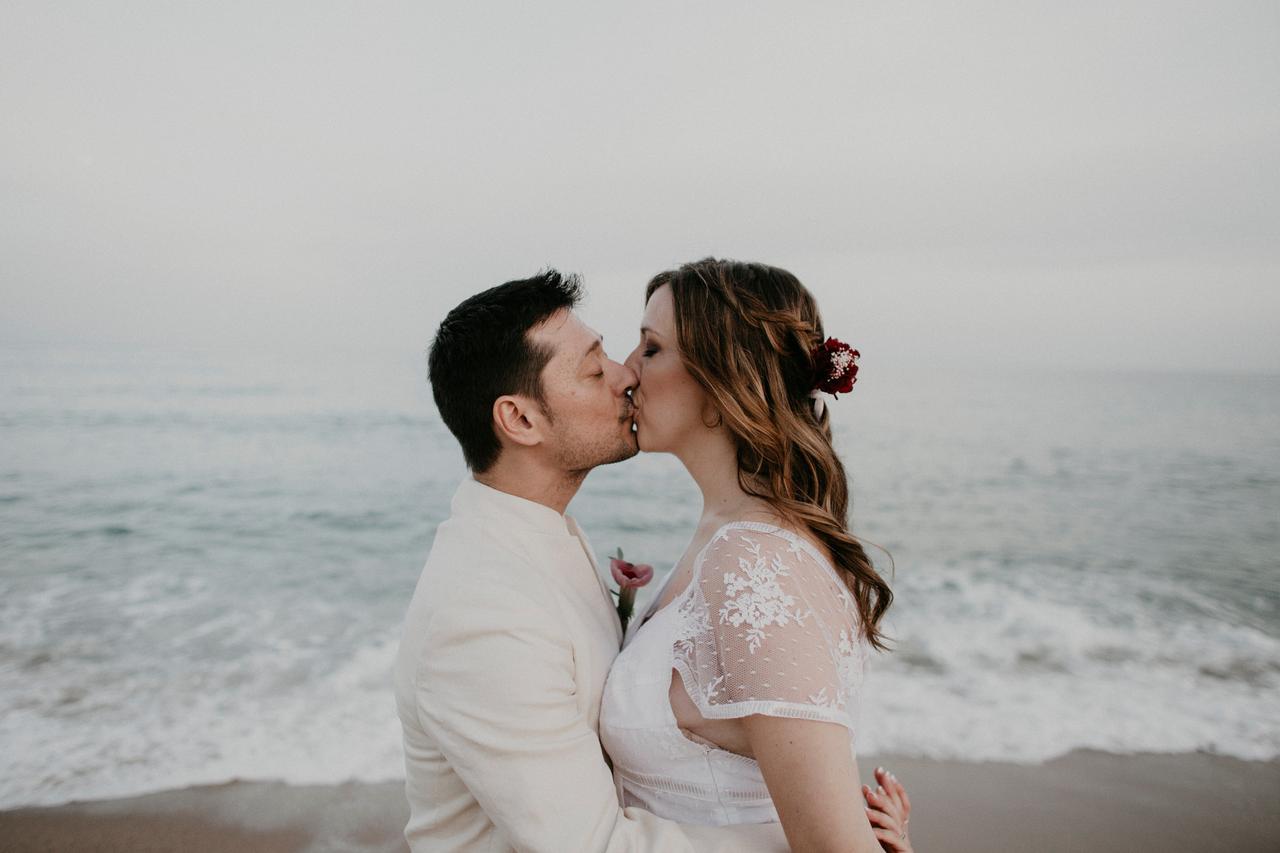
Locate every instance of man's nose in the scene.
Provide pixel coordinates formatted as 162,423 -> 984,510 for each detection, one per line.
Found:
612,359 -> 638,393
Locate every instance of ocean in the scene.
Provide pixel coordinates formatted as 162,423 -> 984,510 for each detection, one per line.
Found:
1,342 -> 1277,809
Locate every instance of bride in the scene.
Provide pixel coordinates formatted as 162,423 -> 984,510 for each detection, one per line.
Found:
600,258 -> 913,852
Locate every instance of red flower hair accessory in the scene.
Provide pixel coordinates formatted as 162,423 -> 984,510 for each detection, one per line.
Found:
809,338 -> 859,417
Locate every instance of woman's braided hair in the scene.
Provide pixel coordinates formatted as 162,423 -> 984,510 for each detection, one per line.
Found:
646,258 -> 893,651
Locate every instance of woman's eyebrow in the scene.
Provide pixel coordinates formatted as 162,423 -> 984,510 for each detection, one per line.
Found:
640,326 -> 662,339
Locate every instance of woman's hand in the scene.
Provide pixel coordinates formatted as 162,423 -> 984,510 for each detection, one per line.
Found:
863,765 -> 912,852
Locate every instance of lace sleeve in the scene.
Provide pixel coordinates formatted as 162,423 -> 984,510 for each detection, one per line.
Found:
672,524 -> 869,737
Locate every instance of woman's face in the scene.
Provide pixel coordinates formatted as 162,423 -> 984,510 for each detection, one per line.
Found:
623,284 -> 712,454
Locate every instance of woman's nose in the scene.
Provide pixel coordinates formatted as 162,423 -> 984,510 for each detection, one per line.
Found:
623,347 -> 641,378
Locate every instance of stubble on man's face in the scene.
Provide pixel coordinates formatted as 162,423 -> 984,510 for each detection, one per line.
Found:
531,310 -> 639,475
546,394 -> 638,474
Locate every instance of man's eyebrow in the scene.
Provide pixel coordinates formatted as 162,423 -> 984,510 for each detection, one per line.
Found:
579,336 -> 603,363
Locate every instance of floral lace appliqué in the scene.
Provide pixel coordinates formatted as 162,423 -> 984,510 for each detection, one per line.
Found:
673,583 -> 711,661
806,629 -> 866,711
718,537 -> 813,654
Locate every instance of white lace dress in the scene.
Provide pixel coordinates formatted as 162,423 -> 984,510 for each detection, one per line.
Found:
599,521 -> 871,826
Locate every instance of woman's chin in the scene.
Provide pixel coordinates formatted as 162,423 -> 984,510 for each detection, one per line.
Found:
633,416 -> 668,454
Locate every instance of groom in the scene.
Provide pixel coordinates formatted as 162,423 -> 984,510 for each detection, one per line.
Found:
393,271 -> 789,852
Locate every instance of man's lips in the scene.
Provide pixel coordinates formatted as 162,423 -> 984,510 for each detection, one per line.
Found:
621,396 -> 639,432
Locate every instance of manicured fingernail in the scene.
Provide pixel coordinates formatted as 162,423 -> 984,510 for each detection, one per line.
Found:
876,765 -> 884,773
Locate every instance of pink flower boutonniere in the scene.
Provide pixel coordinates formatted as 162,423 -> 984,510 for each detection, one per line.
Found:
609,547 -> 653,633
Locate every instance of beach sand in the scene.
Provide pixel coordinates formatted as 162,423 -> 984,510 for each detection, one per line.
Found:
1,750 -> 1276,852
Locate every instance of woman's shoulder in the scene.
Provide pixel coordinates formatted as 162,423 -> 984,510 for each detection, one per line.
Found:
692,520 -> 844,601
700,517 -> 834,571
687,521 -> 864,657
694,518 -> 860,616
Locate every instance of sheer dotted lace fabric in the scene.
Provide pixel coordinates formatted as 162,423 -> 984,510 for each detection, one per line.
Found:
673,523 -> 868,729
599,521 -> 871,825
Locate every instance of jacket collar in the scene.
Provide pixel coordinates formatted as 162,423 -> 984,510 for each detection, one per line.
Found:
451,477 -> 622,644
451,477 -> 572,536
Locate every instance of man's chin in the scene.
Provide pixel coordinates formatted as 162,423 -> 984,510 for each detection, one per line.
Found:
561,434 -> 639,473
604,434 -> 640,465
597,424 -> 639,464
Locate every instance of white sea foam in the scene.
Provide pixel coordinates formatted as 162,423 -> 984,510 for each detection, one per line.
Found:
0,631 -> 407,808
856,564 -> 1280,762
4,562 -> 1276,810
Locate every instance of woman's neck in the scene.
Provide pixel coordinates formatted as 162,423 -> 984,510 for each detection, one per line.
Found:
676,429 -> 774,525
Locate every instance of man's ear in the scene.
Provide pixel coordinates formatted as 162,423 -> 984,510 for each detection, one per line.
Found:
493,394 -> 545,449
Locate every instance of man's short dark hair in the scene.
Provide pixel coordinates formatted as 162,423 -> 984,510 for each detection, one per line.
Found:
427,270 -> 582,472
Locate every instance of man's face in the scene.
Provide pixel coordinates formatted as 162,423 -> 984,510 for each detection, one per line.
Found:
528,309 -> 639,473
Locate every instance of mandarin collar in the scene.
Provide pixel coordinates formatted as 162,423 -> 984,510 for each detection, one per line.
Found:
451,477 -> 573,536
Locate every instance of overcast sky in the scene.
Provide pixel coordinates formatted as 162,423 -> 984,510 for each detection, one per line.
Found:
2,1 -> 1277,372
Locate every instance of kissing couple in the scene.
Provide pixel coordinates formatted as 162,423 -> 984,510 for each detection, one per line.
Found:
394,258 -> 912,852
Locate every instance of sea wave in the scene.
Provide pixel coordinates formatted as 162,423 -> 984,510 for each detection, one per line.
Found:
2,349 -> 1277,808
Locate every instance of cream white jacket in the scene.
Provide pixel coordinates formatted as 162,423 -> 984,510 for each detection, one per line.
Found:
394,477 -> 787,852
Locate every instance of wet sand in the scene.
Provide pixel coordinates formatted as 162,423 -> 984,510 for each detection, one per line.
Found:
1,749 -> 1276,852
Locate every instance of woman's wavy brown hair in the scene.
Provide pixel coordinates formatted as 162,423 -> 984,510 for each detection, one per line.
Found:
646,257 -> 893,651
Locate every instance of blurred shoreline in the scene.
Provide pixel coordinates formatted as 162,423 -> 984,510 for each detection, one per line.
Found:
1,749 -> 1277,853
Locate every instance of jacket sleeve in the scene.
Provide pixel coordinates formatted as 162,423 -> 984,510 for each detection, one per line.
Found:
415,573 -> 781,853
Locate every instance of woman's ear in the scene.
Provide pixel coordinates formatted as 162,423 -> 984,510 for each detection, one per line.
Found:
700,397 -> 724,430
493,395 -> 545,448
